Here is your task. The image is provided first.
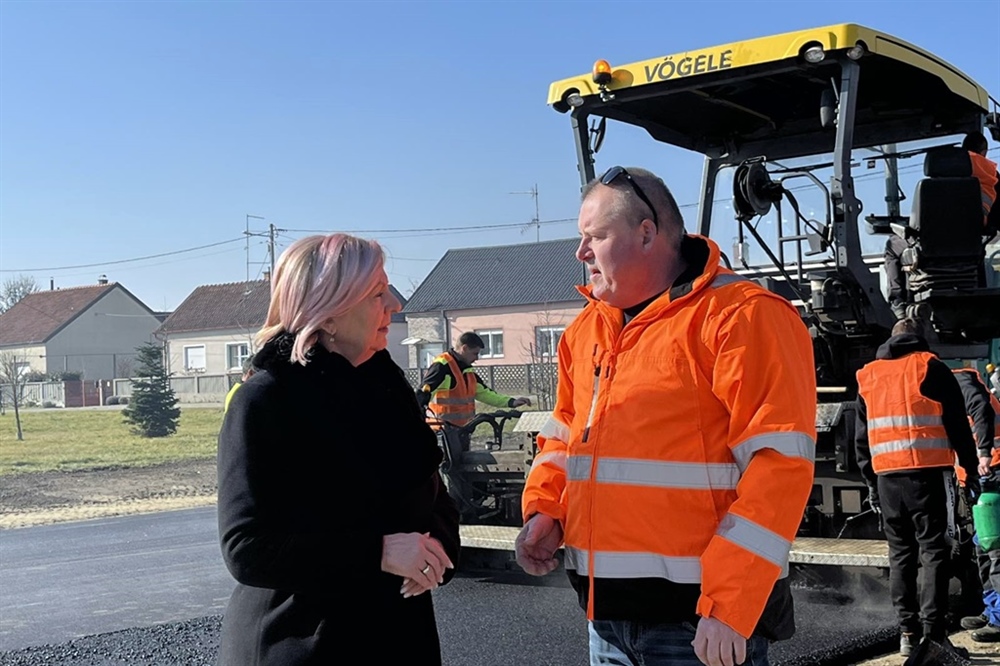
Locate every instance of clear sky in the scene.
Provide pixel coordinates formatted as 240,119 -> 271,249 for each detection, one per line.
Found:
2,0 -> 998,311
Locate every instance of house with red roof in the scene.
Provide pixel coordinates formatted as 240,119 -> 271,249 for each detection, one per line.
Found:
0,278 -> 162,380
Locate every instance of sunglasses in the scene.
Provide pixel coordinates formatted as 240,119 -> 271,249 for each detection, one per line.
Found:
600,166 -> 659,229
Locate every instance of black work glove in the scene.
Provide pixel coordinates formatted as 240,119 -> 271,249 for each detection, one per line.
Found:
865,486 -> 883,532
865,486 -> 880,512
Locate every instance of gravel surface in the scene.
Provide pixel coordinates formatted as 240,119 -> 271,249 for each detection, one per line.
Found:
0,459 -> 217,529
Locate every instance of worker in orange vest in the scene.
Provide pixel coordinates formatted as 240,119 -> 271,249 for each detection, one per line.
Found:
855,318 -> 979,658
417,332 -> 531,435
953,367 -> 1000,643
516,166 -> 816,666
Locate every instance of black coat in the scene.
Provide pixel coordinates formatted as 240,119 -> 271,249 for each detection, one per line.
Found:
217,335 -> 460,665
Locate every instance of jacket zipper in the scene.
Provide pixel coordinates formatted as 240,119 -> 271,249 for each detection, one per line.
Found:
581,364 -> 601,443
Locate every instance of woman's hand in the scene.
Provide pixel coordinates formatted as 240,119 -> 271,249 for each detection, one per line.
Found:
382,532 -> 454,596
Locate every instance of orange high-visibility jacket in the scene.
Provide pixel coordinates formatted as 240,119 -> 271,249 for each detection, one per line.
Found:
953,367 -> 1000,471
857,352 -> 955,474
427,353 -> 476,426
970,152 -> 999,221
522,235 -> 816,639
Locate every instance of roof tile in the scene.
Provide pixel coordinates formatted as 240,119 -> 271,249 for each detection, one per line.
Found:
0,284 -> 117,345
402,238 -> 585,313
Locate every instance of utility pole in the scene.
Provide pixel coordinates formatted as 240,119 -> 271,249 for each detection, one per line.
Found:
511,184 -> 540,242
245,214 -> 265,283
268,223 -> 277,278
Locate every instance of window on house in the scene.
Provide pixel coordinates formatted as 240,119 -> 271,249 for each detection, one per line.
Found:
417,343 -> 444,369
226,343 -> 250,371
184,345 -> 206,372
475,330 -> 504,358
534,326 -> 566,358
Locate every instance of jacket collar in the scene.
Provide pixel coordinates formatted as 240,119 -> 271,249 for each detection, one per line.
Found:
576,234 -> 722,325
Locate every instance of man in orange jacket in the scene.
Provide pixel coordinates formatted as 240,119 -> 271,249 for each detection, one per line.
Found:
515,166 -> 816,666
854,318 -> 979,657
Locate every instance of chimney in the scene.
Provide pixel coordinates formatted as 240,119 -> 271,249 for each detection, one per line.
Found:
97,274 -> 108,285
50,278 -> 55,291
263,270 -> 271,283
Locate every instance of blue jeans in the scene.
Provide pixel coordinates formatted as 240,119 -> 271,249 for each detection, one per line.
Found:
589,620 -> 769,666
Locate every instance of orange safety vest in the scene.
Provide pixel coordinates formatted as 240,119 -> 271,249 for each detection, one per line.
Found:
522,235 -> 816,639
952,368 -> 1000,483
970,152 -> 998,222
857,352 -> 954,474
427,353 -> 476,427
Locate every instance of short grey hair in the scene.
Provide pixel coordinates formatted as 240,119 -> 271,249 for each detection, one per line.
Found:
582,167 -> 685,247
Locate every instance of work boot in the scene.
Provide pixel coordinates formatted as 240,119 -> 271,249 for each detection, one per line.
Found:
900,632 -> 921,657
938,637 -> 970,659
971,624 -> 1000,642
960,613 -> 988,630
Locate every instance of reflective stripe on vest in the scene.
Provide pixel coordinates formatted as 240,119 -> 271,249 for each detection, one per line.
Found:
857,351 -> 953,473
428,353 -> 476,426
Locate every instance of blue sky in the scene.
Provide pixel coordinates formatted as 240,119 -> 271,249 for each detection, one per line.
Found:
2,0 -> 998,311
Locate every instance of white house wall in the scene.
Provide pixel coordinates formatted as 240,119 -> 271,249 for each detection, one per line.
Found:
164,329 -> 257,377
387,321 -> 409,368
44,288 -> 160,380
0,345 -> 48,375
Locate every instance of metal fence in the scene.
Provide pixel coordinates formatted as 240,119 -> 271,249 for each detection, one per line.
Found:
102,364 -> 559,407
0,381 -> 65,407
4,364 -> 558,407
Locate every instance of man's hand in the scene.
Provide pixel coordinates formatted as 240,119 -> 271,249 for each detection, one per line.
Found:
967,476 -> 982,504
692,616 -> 747,666
979,455 -> 993,478
511,397 -> 532,408
514,513 -> 562,576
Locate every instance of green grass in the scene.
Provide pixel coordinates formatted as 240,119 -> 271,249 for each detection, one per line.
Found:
0,408 -> 224,475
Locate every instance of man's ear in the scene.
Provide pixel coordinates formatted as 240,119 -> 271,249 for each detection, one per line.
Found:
640,218 -> 657,248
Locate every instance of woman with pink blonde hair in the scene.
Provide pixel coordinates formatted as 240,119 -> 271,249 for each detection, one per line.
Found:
217,233 -> 459,665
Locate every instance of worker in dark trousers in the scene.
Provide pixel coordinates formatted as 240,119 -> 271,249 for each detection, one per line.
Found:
855,318 -> 980,657
954,367 -> 1000,642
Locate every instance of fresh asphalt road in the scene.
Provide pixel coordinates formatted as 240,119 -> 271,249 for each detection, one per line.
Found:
0,508 -> 897,665
0,507 -> 233,651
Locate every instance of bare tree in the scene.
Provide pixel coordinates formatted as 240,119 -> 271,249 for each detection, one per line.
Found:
115,356 -> 135,379
520,310 -> 565,411
0,351 -> 30,440
1,275 -> 39,314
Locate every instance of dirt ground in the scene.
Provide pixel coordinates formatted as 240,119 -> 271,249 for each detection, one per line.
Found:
0,458 -> 218,529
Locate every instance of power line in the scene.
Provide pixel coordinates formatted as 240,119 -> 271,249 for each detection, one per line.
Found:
0,238 -> 246,273
283,218 -> 577,235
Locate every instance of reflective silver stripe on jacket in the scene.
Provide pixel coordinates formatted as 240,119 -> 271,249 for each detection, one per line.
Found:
730,431 -> 815,472
533,451 -> 567,470
869,437 -> 952,456
867,415 -> 944,430
564,544 -> 788,582
566,456 -> 740,490
563,546 -> 702,583
717,513 -> 791,573
710,273 -> 751,288
539,416 -> 571,443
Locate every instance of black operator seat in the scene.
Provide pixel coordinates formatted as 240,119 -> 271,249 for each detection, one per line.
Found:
904,146 -> 983,292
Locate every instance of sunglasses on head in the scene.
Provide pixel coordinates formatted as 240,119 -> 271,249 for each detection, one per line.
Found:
600,166 -> 659,229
